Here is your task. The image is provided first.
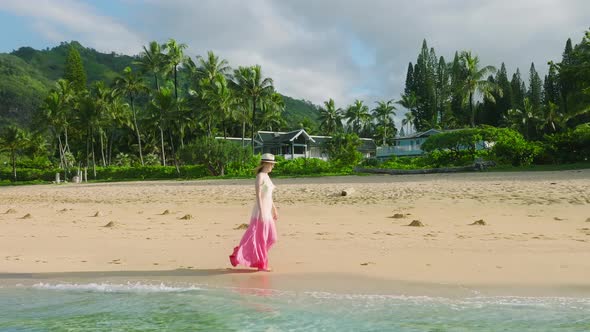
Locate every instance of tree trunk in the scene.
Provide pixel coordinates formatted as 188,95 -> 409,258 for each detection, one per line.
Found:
91,128 -> 97,178
64,126 -> 71,155
57,132 -> 65,169
11,150 -> 16,181
251,97 -> 257,150
241,111 -> 246,148
99,129 -> 106,167
130,96 -> 144,165
108,131 -> 114,165
159,126 -> 166,166
168,130 -> 180,175
470,93 -> 475,127
86,127 -> 90,169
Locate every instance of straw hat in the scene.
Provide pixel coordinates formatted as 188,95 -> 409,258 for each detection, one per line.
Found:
260,153 -> 277,164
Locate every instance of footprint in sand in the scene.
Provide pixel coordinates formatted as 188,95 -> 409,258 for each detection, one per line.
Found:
179,214 -> 193,220
92,211 -> 102,217
4,209 -> 16,214
20,213 -> 32,219
234,223 -> 249,230
108,259 -> 122,265
360,262 -> 376,266
554,217 -> 566,221
160,210 -> 171,215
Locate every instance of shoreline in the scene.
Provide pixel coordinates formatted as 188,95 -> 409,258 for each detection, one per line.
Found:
2,270 -> 590,298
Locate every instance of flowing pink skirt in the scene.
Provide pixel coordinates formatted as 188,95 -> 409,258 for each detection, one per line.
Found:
229,217 -> 277,270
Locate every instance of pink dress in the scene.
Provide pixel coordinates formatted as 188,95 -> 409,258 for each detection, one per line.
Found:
229,172 -> 277,270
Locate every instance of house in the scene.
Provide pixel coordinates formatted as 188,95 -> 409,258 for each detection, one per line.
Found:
377,129 -> 443,158
376,128 -> 491,159
217,129 -> 377,160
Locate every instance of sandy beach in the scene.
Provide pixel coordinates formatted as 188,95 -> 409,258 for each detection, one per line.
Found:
1,170 -> 589,293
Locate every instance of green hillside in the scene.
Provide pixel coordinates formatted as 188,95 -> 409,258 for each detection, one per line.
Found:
0,54 -> 53,126
1,41 -> 319,130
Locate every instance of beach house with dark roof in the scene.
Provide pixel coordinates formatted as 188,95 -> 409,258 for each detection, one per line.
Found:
217,129 -> 377,160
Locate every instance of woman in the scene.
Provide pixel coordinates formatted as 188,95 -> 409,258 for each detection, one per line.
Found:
229,153 -> 279,271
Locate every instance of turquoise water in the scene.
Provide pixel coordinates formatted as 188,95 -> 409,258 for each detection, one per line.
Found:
1,282 -> 589,331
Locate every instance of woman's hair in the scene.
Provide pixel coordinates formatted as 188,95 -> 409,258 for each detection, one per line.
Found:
254,162 -> 271,174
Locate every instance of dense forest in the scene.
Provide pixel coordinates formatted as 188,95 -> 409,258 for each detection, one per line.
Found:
0,29 -> 589,182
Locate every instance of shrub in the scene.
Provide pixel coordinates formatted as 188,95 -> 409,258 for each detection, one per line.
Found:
180,138 -> 253,176
322,133 -> 363,168
543,123 -> 590,163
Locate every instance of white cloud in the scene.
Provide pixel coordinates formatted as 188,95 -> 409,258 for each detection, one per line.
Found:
2,0 -> 589,111
0,0 -> 144,54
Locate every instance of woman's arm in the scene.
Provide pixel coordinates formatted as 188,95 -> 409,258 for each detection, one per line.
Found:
272,203 -> 279,221
255,174 -> 263,212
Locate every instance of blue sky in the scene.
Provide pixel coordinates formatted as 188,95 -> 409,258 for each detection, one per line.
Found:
1,0 -> 589,118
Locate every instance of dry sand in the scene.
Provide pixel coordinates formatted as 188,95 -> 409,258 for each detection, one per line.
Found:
1,170 -> 589,291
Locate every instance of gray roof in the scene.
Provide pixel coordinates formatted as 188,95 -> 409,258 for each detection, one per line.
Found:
256,130 -> 315,146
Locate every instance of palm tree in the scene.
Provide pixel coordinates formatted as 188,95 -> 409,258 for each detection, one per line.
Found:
136,41 -> 164,92
344,99 -> 370,135
372,100 -> 397,145
41,91 -> 66,168
114,66 -> 148,165
401,111 -> 415,135
231,65 -> 274,149
162,39 -> 188,100
200,74 -> 237,138
0,125 -> 30,181
193,50 -> 231,83
397,92 -> 417,134
74,90 -> 103,176
104,95 -> 131,165
459,51 -> 500,127
260,92 -> 286,131
318,98 -> 343,135
505,98 -> 540,139
148,87 -> 179,165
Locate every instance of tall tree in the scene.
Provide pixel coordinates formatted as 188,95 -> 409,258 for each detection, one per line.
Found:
64,46 -> 87,92
136,41 -> 164,92
459,51 -> 499,127
193,51 -> 231,83
0,125 -> 30,181
435,55 -> 450,127
510,68 -> 526,112
412,40 -> 437,130
528,62 -> 543,115
163,39 -> 188,100
344,99 -> 371,135
543,64 -> 560,106
402,111 -> 416,135
114,67 -> 148,165
494,63 -> 512,125
200,74 -> 237,138
148,87 -> 178,165
449,51 -> 467,126
231,65 -> 274,149
318,98 -> 343,136
559,38 -> 574,115
372,100 -> 397,145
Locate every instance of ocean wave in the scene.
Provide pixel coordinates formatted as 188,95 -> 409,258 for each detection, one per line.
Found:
31,282 -> 202,293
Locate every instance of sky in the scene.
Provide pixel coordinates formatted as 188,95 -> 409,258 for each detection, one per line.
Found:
1,0 -> 589,114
